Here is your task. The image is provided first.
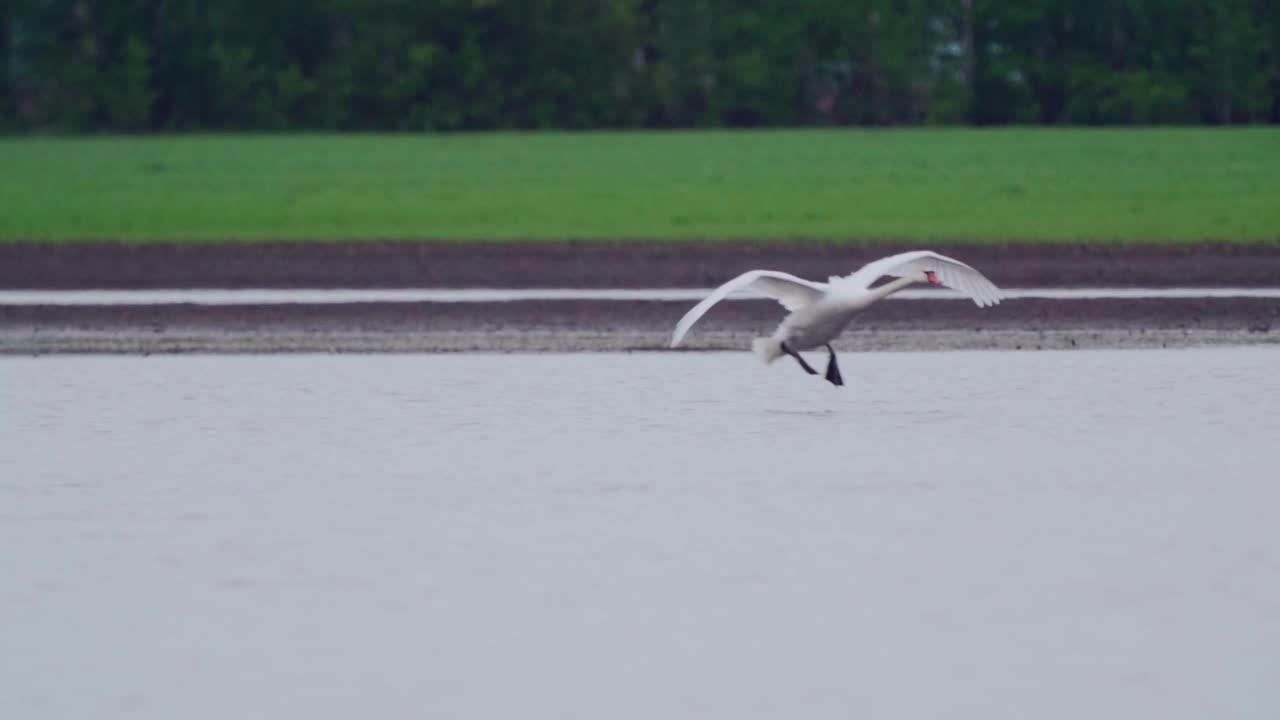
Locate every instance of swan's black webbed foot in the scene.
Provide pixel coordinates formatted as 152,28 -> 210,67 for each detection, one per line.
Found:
824,344 -> 844,387
781,342 -> 818,375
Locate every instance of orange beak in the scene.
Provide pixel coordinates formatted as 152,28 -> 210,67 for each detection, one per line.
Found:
925,271 -> 942,286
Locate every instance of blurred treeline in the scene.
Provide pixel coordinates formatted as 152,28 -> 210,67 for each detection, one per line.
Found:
2,0 -> 1278,132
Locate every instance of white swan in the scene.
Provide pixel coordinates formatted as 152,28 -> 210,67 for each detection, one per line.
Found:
670,250 -> 1003,386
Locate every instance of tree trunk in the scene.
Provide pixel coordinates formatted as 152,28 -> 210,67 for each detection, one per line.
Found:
961,0 -> 976,123
0,0 -> 10,121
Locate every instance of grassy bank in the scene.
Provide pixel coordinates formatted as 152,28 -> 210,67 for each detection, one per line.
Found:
1,128 -> 1276,242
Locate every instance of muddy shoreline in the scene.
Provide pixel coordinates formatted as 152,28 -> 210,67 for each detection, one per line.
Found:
3,240 -> 1277,353
3,297 -> 1276,354
4,240 -> 1280,289
6,297 -> 1278,332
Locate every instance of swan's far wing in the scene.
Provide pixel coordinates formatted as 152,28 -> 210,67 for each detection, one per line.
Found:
670,270 -> 826,347
749,274 -> 828,311
838,251 -> 1003,307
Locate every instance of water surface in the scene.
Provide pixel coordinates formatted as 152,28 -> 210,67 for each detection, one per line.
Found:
3,349 -> 1279,719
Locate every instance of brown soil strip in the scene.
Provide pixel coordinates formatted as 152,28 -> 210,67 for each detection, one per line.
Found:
3,298 -> 1276,335
3,240 -> 1279,289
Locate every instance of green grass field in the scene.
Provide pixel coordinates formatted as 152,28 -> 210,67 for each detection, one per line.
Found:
1,128 -> 1276,243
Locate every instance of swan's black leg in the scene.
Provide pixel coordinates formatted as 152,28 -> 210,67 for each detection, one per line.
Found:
824,344 -> 844,387
780,342 -> 818,375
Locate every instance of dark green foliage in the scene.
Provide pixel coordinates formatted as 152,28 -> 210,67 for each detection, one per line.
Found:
1,0 -> 1277,132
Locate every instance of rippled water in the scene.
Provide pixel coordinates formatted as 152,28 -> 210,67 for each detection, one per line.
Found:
3,349 -> 1279,719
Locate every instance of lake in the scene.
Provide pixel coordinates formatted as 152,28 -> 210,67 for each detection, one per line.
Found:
3,348 -> 1278,719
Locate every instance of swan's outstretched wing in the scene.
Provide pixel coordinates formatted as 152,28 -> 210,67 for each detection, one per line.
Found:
670,270 -> 827,347
837,251 -> 1003,307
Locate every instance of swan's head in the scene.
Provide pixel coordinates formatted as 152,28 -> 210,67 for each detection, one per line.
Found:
915,270 -> 943,286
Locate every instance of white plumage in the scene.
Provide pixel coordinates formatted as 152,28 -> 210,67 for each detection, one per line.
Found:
670,250 -> 1004,386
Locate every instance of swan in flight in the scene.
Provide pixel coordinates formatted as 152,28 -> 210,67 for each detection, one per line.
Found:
670,250 -> 1003,386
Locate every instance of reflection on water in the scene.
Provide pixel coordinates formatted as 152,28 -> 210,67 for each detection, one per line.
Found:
3,349 -> 1279,720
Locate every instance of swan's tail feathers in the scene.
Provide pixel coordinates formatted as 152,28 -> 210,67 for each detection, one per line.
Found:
752,337 -> 785,365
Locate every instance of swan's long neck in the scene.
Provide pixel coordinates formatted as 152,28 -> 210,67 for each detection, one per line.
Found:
864,276 -> 917,304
